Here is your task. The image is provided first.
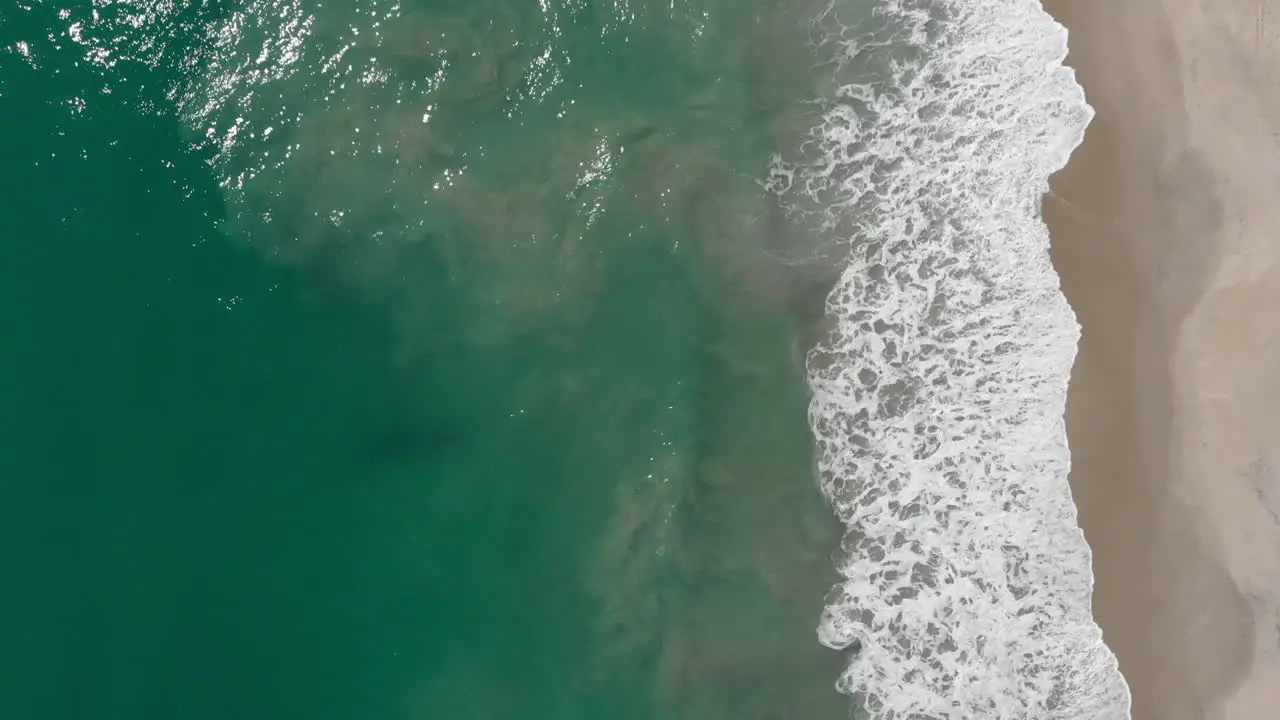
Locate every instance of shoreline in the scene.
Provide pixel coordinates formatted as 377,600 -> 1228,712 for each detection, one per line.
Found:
1042,0 -> 1280,718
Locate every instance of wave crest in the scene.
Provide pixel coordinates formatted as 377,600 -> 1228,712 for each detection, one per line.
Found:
769,0 -> 1131,717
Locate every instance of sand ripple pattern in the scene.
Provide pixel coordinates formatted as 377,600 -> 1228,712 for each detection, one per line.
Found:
768,1 -> 1132,717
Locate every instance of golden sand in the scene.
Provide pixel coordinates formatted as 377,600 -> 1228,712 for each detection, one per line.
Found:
1043,0 -> 1280,717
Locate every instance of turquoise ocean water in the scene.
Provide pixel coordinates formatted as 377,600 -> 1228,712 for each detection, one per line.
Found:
1,2 -> 851,719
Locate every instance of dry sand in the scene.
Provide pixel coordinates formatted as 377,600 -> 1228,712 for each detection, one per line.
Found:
1041,0 -> 1280,718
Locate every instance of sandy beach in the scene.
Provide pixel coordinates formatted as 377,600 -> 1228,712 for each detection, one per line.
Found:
1042,0 -> 1280,717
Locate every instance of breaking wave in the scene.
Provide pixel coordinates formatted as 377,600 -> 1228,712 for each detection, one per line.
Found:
767,0 -> 1133,717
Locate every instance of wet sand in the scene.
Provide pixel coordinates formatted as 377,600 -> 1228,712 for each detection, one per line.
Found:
1042,0 -> 1280,718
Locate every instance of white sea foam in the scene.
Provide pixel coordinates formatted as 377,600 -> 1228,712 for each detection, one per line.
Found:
767,0 -> 1132,717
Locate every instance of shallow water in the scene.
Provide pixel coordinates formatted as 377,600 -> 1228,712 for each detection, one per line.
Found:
1,1 -> 849,719
3,0 -> 1135,717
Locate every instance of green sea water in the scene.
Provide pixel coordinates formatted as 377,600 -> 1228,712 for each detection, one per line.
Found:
0,1 -> 849,718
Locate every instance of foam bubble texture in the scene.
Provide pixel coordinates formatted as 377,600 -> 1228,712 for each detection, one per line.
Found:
768,0 -> 1132,717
